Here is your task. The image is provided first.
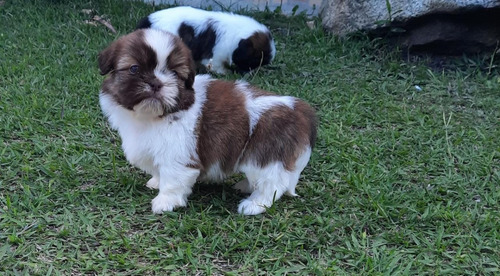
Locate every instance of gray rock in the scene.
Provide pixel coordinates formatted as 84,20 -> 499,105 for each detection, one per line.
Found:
320,0 -> 499,36
320,0 -> 500,54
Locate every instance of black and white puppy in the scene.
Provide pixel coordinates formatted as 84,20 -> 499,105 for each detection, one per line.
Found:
136,6 -> 276,74
98,29 -> 316,215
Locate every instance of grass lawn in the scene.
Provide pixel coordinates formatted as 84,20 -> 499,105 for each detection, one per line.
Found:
1,0 -> 499,274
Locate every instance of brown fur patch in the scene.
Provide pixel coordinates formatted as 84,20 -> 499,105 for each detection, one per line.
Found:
196,79 -> 317,174
248,86 -> 274,98
167,36 -> 196,90
241,96 -> 317,171
196,80 -> 250,176
247,31 -> 272,57
232,31 -> 274,72
167,36 -> 196,111
98,30 -> 146,75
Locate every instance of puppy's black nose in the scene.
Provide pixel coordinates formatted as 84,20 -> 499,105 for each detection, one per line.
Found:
149,80 -> 163,92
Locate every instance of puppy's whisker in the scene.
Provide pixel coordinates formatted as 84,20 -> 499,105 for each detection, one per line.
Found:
139,83 -> 150,90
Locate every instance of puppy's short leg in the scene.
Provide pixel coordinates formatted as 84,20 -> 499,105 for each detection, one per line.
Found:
238,148 -> 312,215
238,162 -> 291,215
129,156 -> 158,189
146,175 -> 159,189
151,166 -> 200,214
285,147 -> 312,197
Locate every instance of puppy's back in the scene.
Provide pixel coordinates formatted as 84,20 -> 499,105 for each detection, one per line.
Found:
241,91 -> 317,171
196,78 -> 316,174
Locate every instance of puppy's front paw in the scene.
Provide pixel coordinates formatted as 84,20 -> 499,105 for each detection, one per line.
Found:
238,199 -> 267,215
232,179 -> 253,194
146,177 -> 159,189
151,193 -> 187,214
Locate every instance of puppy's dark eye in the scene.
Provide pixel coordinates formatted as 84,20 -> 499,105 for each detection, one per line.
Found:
129,65 -> 139,74
171,71 -> 178,77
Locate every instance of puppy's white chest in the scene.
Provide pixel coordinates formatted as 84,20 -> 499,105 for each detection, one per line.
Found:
119,124 -> 152,168
118,117 -> 197,174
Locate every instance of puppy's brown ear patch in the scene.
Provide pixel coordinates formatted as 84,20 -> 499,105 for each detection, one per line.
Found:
98,42 -> 118,75
248,31 -> 272,52
167,37 -> 196,89
176,86 -> 195,111
98,31 -> 146,75
232,31 -> 273,73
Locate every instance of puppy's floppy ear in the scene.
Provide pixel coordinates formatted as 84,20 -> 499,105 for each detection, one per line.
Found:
237,38 -> 254,55
98,42 -> 118,75
184,57 -> 196,90
239,37 -> 252,47
232,38 -> 255,73
168,38 -> 196,90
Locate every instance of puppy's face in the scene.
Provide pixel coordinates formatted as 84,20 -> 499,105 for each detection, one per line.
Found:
232,31 -> 275,73
98,29 -> 196,118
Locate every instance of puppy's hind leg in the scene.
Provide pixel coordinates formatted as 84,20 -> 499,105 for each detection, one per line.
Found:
285,147 -> 312,197
237,148 -> 312,215
238,162 -> 291,215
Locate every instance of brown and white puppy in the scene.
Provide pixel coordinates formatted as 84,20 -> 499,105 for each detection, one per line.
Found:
98,29 -> 316,215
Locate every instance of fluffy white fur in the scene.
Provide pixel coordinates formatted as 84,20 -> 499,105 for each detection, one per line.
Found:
235,80 -> 296,135
101,74 -> 310,215
145,6 -> 276,74
100,76 -> 209,213
99,29 -> 311,215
